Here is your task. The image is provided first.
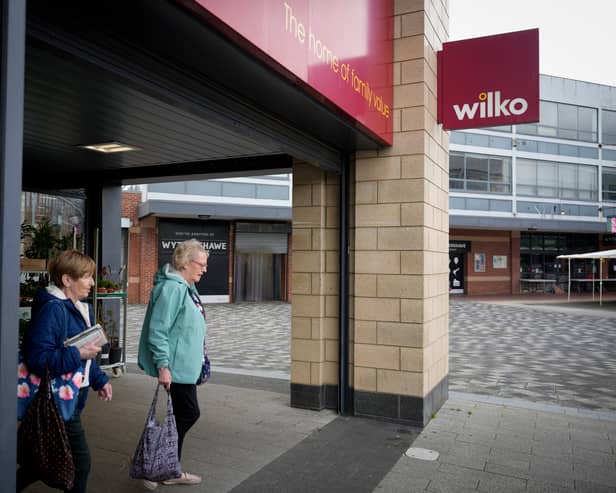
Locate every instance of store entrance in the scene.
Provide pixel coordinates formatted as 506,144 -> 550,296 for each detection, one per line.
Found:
233,253 -> 286,302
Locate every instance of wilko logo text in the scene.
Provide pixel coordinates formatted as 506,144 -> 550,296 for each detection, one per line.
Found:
453,91 -> 528,121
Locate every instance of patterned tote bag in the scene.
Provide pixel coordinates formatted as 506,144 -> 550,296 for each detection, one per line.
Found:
17,368 -> 75,490
129,384 -> 182,482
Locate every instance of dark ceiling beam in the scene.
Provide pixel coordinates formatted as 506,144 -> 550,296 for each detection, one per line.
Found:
22,154 -> 294,190
25,2 -> 347,173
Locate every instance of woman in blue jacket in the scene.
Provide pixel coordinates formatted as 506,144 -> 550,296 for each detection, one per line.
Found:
138,239 -> 208,489
18,250 -> 112,493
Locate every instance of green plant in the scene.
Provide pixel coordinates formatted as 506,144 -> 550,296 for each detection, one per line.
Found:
21,219 -> 64,259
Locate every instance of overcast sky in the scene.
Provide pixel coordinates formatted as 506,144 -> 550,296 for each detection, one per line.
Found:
449,0 -> 616,87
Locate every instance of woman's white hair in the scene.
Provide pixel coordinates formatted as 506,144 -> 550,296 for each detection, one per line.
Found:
172,239 -> 209,270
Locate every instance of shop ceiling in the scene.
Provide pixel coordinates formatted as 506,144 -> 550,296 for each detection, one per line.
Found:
23,0 -> 382,192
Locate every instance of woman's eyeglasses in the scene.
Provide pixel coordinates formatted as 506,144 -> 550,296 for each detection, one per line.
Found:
191,260 -> 207,270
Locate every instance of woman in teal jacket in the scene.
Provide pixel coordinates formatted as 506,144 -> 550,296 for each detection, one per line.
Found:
138,239 -> 208,489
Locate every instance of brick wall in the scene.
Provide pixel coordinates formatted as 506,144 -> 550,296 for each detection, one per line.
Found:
450,229 -> 515,296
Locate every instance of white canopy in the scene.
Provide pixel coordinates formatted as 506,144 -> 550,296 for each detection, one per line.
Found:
557,249 -> 616,260
556,249 -> 616,304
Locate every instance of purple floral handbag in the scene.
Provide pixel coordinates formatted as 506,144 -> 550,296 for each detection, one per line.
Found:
129,384 -> 182,482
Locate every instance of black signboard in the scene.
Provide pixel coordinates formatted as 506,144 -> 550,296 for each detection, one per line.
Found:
449,240 -> 471,252
158,219 -> 229,295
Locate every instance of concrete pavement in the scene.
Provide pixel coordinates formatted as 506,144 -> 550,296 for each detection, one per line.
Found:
22,297 -> 616,492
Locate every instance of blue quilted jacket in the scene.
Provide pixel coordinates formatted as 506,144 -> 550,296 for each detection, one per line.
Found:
22,288 -> 110,415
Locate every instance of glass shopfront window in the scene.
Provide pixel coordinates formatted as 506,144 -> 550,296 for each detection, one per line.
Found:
520,233 -> 598,291
518,101 -> 598,142
21,192 -> 86,257
516,159 -> 598,201
449,152 -> 512,194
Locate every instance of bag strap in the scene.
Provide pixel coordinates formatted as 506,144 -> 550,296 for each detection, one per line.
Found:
148,384 -> 175,422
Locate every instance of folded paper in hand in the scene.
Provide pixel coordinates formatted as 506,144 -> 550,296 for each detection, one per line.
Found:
64,324 -> 107,348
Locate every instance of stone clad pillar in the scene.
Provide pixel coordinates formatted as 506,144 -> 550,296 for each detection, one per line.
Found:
290,162 -> 340,409
289,0 -> 449,425
351,0 -> 450,425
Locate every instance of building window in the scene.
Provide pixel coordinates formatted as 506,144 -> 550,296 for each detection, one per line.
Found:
449,152 -> 511,194
516,159 -> 597,201
602,109 -> 616,145
517,101 -> 598,142
603,168 -> 616,201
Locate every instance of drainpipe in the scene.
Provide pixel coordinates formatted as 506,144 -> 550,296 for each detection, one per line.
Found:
338,154 -> 350,415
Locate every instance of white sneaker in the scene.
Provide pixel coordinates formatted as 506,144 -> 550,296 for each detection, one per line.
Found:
142,479 -> 158,490
161,472 -> 202,485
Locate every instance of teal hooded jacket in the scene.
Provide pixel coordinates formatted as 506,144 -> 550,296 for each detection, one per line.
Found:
138,264 -> 206,384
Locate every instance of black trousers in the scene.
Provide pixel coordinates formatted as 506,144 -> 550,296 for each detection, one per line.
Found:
17,414 -> 91,493
169,383 -> 200,460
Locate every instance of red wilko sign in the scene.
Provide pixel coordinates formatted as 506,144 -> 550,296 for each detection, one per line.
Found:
438,29 -> 539,130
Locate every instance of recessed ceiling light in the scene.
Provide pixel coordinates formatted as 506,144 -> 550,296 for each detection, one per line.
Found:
80,142 -> 140,153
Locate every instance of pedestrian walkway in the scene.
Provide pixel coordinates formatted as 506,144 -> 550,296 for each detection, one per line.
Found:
22,297 -> 616,492
126,302 -> 291,379
449,299 -> 616,411
22,369 -> 616,493
128,298 -> 616,412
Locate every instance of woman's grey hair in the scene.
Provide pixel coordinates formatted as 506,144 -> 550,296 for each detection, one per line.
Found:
173,239 -> 209,270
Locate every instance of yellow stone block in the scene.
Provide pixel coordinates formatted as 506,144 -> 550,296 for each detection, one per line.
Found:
293,251 -> 322,273
356,156 -> 401,181
292,273 -> 311,295
356,181 -> 378,204
355,228 -> 378,250
401,347 -> 424,372
326,206 -> 339,228
291,339 -> 324,362
292,294 -> 323,318
356,204 -> 400,227
378,179 -> 423,203
312,272 -> 338,295
291,317 -> 312,339
378,227 -> 423,250
377,321 -> 423,347
377,274 -> 423,298
400,107 -> 425,131
293,206 -> 323,228
354,366 -> 377,392
326,251 -> 339,273
291,361 -> 311,385
355,320 -> 377,344
355,297 -> 401,322
401,59 -> 425,84
355,274 -> 377,297
401,250 -> 425,274
325,340 -> 339,362
322,361 -> 339,385
401,298 -> 424,323
400,203 -> 425,226
354,251 -> 400,274
355,344 -> 400,370
325,295 -> 339,318
293,185 -> 313,206
377,369 -> 422,396
393,36 -> 424,63
393,83 -> 424,109
292,228 -> 312,250
401,11 -> 424,37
